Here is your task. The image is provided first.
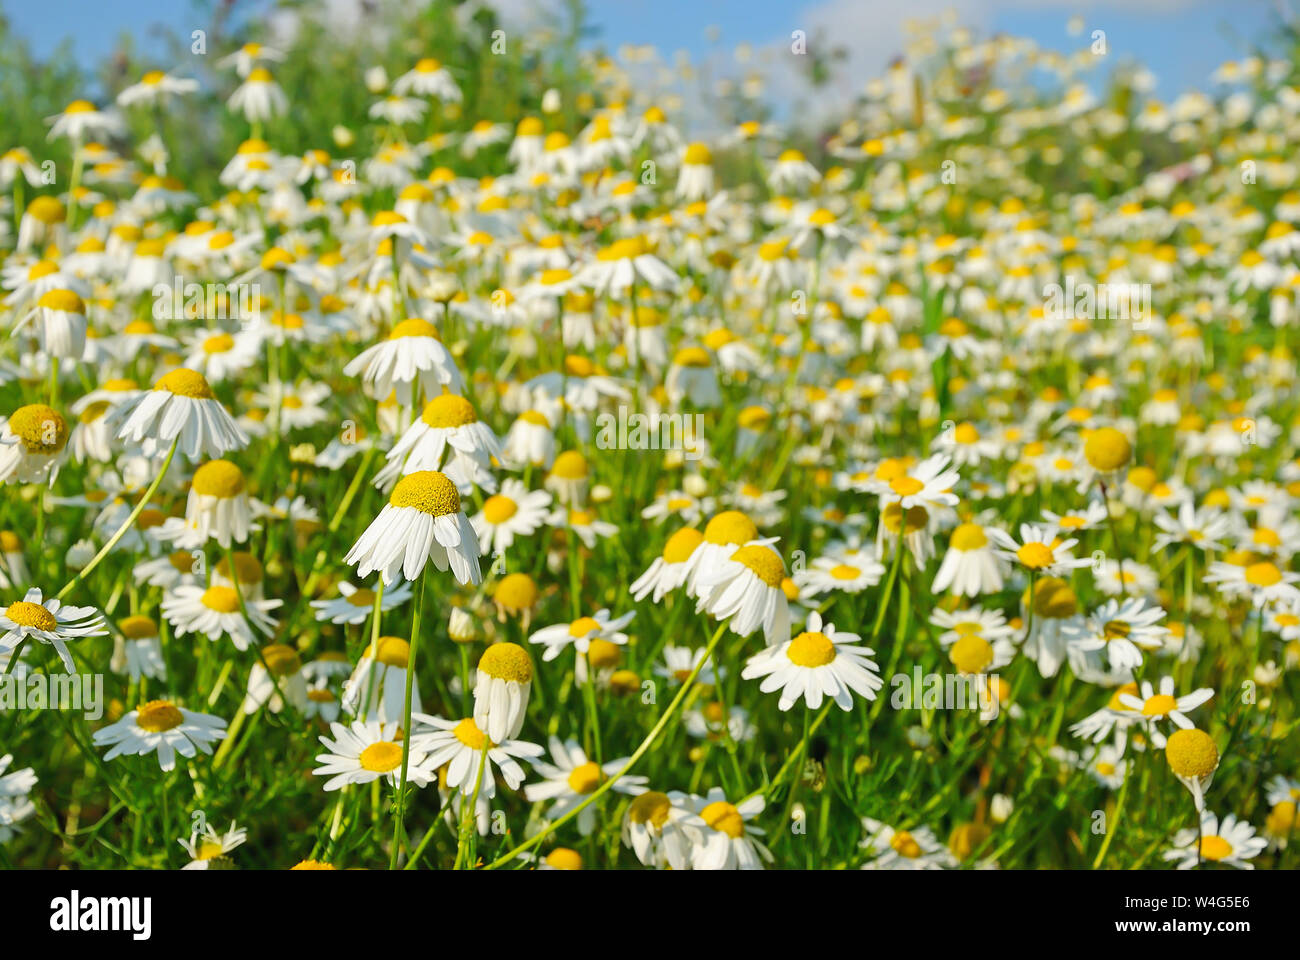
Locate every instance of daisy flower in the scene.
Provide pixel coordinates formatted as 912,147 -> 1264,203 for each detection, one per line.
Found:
310,579 -> 412,625
1064,596 -> 1169,672
345,470 -> 482,586
987,523 -> 1093,577
157,459 -> 253,549
92,699 -> 227,772
671,787 -> 772,870
795,548 -> 885,598
524,736 -> 648,835
741,611 -> 882,710
695,539 -> 790,647
931,522 -> 1008,596
630,527 -> 704,602
1117,676 -> 1214,748
178,821 -> 247,870
313,719 -> 436,792
411,714 -> 543,797
548,505 -> 618,549
621,791 -> 704,870
859,818 -> 956,870
0,403 -> 70,485
343,317 -> 464,400
240,643 -> 309,715
1163,811 -> 1266,869
932,606 -> 1017,675
868,453 -> 961,510
110,614 -> 166,681
161,583 -> 281,652
375,393 -> 502,494
115,368 -> 248,461
341,636 -> 421,725
654,645 -> 720,686
0,587 -> 106,673
472,642 -> 533,743
0,755 -> 37,843
529,608 -> 634,663
1204,559 -> 1300,608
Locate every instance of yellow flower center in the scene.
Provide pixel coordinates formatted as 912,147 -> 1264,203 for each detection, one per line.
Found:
568,616 -> 601,638
290,860 -> 336,870
545,848 -> 583,870
891,831 -> 922,858
700,800 -> 745,837
550,451 -> 588,479
479,642 -> 532,683
366,636 -> 410,668
421,394 -> 477,429
192,459 -> 245,498
1016,542 -> 1055,569
663,527 -> 704,563
154,368 -> 215,399
6,600 -> 57,631
493,573 -> 538,612
787,631 -> 836,667
358,741 -> 403,773
889,476 -> 925,497
1199,835 -> 1231,861
37,289 -> 85,313
136,699 -> 184,732
627,790 -> 672,828
730,544 -> 784,587
345,588 -> 376,607
703,510 -> 758,546
119,615 -> 157,639
389,471 -> 461,517
388,318 -> 441,340
950,635 -> 993,674
567,761 -> 603,794
1083,427 -> 1132,473
7,404 -> 68,453
1165,728 -> 1218,778
201,586 -> 241,614
453,716 -> 488,750
949,523 -> 987,551
261,643 -> 302,677
1245,562 -> 1282,586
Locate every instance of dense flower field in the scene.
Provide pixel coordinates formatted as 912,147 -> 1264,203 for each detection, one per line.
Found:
0,1 -> 1298,871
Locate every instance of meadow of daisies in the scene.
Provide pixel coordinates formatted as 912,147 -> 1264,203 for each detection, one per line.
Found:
0,2 -> 1298,872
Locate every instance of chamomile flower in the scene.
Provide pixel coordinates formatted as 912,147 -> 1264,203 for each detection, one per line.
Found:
343,317 -> 464,401
795,549 -> 886,597
0,755 -> 37,843
472,642 -> 533,743
859,819 -> 956,870
741,611 -> 881,710
695,539 -> 791,647
345,470 -> 482,586
92,699 -> 227,772
621,791 -> 703,870
1163,810 -> 1265,869
0,403 -> 69,485
310,579 -> 412,625
341,636 -> 422,724
110,615 -> 166,681
529,608 -> 634,663
313,719 -> 436,792
988,523 -> 1092,577
1204,559 -> 1300,608
115,368 -> 248,461
1117,676 -> 1214,748
630,526 -> 704,602
672,787 -> 772,870
0,587 -> 106,673
1065,597 -> 1169,672
931,522 -> 1008,597
524,737 -> 648,835
178,820 -> 247,870
161,583 -> 281,652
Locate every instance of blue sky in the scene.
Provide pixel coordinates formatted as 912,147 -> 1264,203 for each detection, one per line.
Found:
1,0 -> 1287,99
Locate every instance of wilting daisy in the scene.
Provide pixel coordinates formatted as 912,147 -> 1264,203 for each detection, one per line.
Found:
115,368 -> 248,461
178,821 -> 247,869
345,470 -> 482,586
859,819 -> 956,870
1163,810 -> 1265,869
0,587 -> 106,673
411,714 -> 543,797
161,583 -> 281,652
377,393 -> 502,494
157,459 -> 253,549
110,614 -> 166,681
227,68 -> 287,122
92,699 -> 227,771
524,737 -> 648,835
341,636 -> 422,725
313,719 -> 436,791
310,579 -> 412,625
240,643 -> 309,715
741,611 -> 882,710
671,788 -> 772,870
